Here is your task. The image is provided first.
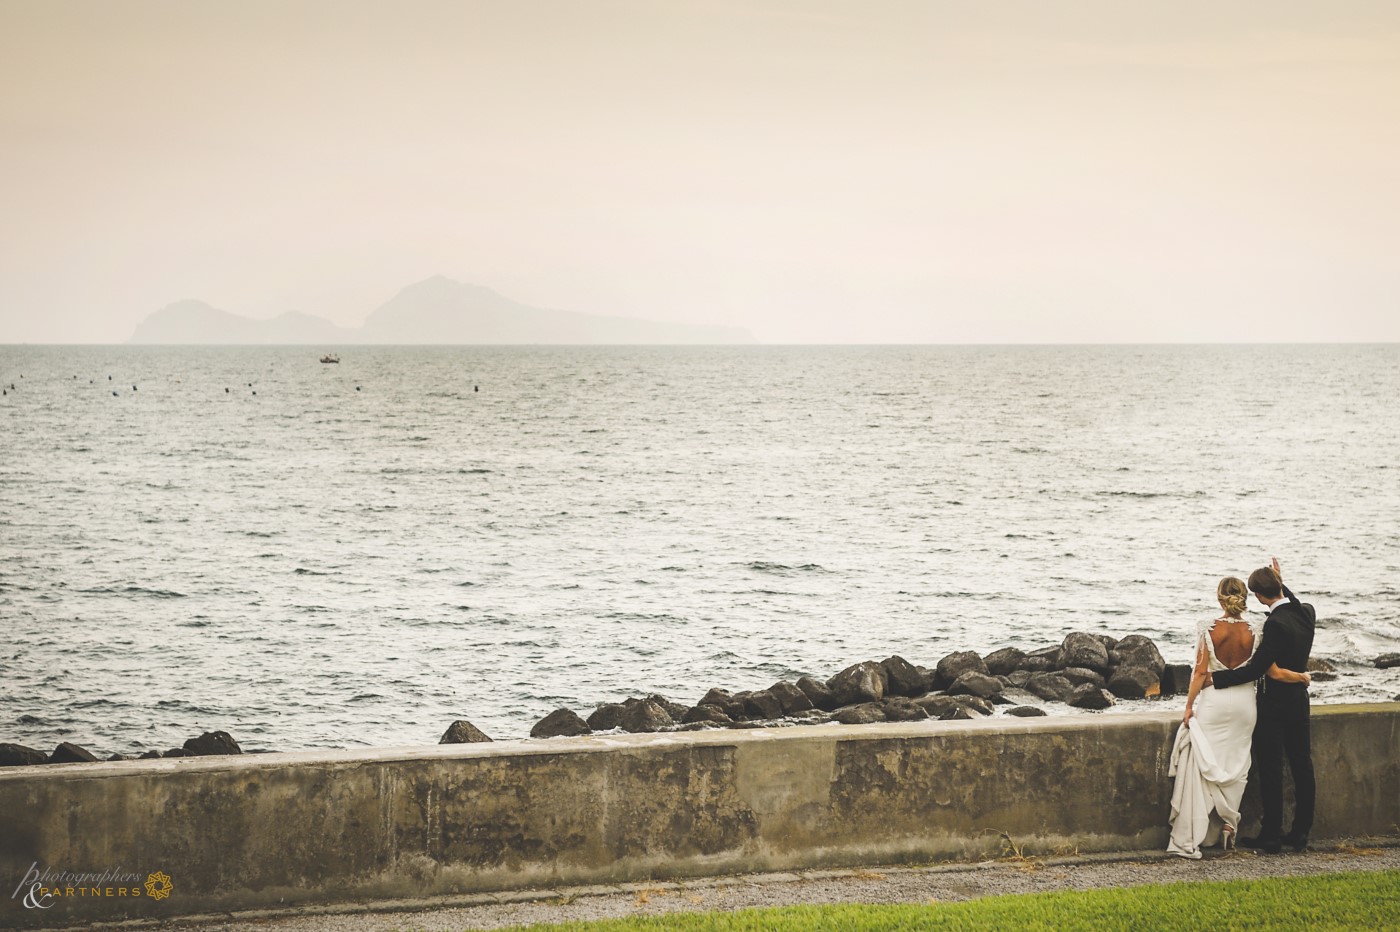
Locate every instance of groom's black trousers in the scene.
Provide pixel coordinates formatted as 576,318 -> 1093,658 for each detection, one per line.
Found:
1253,686 -> 1315,840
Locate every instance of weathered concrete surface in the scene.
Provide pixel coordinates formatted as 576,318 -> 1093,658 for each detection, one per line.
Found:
1,704 -> 1395,929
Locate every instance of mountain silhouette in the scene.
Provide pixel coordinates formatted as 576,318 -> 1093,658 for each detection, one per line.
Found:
129,278 -> 754,344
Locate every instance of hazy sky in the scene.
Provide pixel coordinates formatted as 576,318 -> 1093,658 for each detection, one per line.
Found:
3,1 -> 1399,343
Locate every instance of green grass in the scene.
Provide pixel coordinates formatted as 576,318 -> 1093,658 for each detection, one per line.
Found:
498,869 -> 1400,931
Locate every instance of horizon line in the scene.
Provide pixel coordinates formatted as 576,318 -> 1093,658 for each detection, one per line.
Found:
3,341 -> 1398,348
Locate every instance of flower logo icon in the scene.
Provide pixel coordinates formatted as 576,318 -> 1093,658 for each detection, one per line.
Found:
144,871 -> 173,901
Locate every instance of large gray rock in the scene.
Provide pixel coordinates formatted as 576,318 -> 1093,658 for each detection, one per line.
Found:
880,698 -> 930,721
1018,656 -> 1057,673
827,661 -> 887,707
1095,634 -> 1119,651
954,695 -> 995,717
914,694 -> 963,718
618,698 -> 674,733
697,688 -> 747,720
587,703 -> 628,731
796,676 -> 839,711
0,743 -> 49,766
769,681 -> 815,716
1059,632 -> 1110,673
1005,705 -> 1048,717
440,720 -> 493,744
1059,667 -> 1106,689
1375,653 -> 1400,669
1107,665 -> 1161,699
1025,672 -> 1074,702
646,695 -> 691,721
595,695 -> 689,728
834,703 -> 887,725
1115,635 -> 1166,676
739,690 -> 785,721
138,750 -> 163,760
49,742 -> 98,764
681,704 -> 733,725
1007,670 -> 1033,688
983,647 -> 1026,677
1068,684 -> 1115,710
1026,645 -> 1062,666
948,671 -> 1004,700
880,655 -> 927,697
1307,658 -> 1336,673
530,708 -> 591,738
183,731 -> 242,756
1160,663 -> 1194,697
934,651 -> 989,689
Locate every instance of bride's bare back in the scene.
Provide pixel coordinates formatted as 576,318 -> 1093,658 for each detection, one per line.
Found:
1210,618 -> 1255,670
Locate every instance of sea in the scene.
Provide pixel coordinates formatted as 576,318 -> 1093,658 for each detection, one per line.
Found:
2,344 -> 1397,757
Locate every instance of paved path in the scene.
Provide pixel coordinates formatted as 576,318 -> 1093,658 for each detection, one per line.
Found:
173,841 -> 1400,931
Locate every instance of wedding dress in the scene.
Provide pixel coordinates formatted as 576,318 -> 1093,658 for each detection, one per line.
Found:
1166,617 -> 1258,859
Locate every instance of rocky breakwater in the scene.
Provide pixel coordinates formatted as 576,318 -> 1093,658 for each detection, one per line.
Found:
440,631 -> 1197,743
0,730 -> 244,768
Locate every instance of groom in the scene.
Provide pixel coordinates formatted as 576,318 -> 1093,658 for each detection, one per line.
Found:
1206,561 -> 1317,853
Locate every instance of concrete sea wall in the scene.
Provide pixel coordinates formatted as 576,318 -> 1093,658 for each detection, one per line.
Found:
2,704 -> 1397,928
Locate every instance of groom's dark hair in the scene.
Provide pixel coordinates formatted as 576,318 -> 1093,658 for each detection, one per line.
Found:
1247,567 -> 1283,599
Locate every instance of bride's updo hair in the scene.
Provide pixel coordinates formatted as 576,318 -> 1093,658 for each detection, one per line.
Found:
1217,577 -> 1248,617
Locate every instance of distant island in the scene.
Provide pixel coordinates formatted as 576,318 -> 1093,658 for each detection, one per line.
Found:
128,276 -> 755,345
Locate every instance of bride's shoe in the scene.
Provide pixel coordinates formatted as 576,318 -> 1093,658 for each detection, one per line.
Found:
1222,825 -> 1237,852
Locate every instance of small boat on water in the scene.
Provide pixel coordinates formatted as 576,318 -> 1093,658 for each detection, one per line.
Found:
320,354 -> 340,364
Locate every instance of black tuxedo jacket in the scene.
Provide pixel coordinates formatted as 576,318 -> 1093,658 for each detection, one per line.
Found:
1211,585 -> 1315,705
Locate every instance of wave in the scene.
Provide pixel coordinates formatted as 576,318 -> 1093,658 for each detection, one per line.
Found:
743,561 -> 828,574
1102,490 -> 1205,499
601,612 -> 687,624
76,585 -> 186,598
154,699 -> 222,713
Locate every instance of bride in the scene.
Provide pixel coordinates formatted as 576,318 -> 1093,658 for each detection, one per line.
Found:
1167,573 -> 1310,859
